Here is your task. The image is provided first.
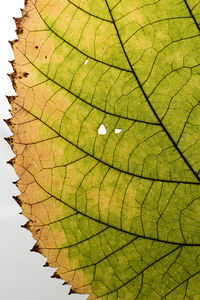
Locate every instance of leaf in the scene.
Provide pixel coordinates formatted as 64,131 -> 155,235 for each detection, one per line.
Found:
8,0 -> 200,298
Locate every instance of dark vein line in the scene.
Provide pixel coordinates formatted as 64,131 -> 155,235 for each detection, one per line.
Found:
135,272 -> 143,300
66,237 -> 138,272
192,1 -> 200,11
13,136 -> 59,145
161,269 -> 200,299
40,227 -> 108,250
14,100 -> 200,185
98,246 -> 181,297
183,0 -> 200,33
42,156 -> 88,170
177,101 -> 200,145
104,0 -> 200,183
124,16 -> 192,45
32,212 -> 78,226
18,164 -> 200,247
68,0 -> 112,23
18,47 -> 158,126
34,5 -> 132,73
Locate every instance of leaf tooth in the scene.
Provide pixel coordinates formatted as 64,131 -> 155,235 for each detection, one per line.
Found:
4,136 -> 13,144
51,272 -> 61,279
8,72 -> 17,90
4,118 -> 12,125
4,136 -> 14,150
12,180 -> 19,185
8,40 -> 18,49
13,196 -> 22,207
13,17 -> 24,35
69,288 -> 76,295
6,95 -> 16,104
7,157 -> 15,166
21,221 -> 30,230
43,262 -> 49,267
4,118 -> 13,132
8,60 -> 15,68
30,243 -> 40,253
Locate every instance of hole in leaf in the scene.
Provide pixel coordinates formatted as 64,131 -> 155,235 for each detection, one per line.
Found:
115,129 -> 122,134
33,160 -> 37,167
84,59 -> 89,65
98,124 -> 106,135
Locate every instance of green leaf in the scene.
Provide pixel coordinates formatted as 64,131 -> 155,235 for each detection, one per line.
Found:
9,0 -> 200,298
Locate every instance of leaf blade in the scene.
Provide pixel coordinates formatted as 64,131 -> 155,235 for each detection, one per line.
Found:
10,0 -> 200,298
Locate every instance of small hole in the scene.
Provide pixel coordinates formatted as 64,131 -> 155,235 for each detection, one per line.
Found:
84,59 -> 89,65
33,160 -> 37,167
115,129 -> 122,134
35,46 -> 38,49
98,124 -> 106,135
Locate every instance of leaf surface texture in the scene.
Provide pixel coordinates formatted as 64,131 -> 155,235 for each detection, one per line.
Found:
9,0 -> 200,298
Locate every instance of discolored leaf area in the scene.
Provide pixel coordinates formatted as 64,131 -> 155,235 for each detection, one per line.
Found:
8,0 -> 200,298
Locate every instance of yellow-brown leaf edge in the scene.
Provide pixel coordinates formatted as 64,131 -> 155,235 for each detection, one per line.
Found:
8,0 -> 200,299
7,0 -> 87,297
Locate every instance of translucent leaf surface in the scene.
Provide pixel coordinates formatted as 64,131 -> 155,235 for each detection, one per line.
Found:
8,0 -> 200,298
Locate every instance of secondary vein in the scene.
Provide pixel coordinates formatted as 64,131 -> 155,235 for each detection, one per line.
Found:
104,0 -> 200,183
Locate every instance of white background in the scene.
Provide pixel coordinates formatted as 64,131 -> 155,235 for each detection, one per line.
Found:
0,1 -> 87,299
